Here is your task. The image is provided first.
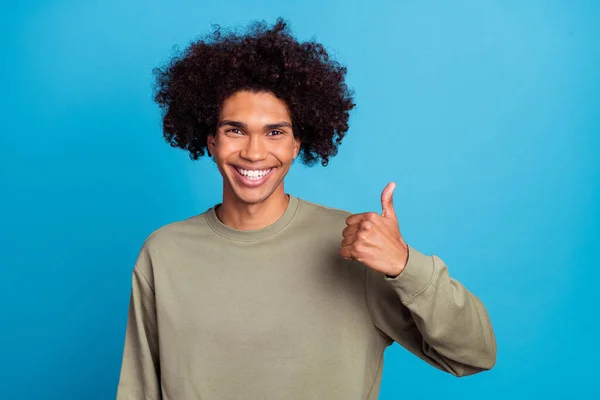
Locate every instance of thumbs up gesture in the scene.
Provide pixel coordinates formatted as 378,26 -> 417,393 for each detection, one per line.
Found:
340,182 -> 409,277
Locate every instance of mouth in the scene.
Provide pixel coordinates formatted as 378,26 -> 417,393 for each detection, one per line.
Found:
230,165 -> 275,187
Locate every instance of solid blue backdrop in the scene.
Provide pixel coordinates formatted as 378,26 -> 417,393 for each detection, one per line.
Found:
1,0 -> 599,399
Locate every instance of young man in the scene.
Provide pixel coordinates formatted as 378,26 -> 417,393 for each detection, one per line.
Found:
116,19 -> 496,400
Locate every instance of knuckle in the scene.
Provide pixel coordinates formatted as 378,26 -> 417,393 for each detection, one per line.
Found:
352,242 -> 364,253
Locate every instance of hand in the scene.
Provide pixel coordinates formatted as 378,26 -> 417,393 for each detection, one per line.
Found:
340,182 -> 409,277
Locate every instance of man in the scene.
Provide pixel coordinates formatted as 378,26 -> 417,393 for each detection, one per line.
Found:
116,18 -> 496,400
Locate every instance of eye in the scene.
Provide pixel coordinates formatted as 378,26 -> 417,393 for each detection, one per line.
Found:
226,128 -> 244,135
267,130 -> 284,136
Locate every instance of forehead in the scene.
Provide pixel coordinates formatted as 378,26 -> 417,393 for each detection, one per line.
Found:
220,91 -> 291,122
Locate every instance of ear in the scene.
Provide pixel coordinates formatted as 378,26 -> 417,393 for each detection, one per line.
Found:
293,137 -> 301,159
207,133 -> 216,156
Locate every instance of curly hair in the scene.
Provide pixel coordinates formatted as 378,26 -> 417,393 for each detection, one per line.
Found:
152,18 -> 355,166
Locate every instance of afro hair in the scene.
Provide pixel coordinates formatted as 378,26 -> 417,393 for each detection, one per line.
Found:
153,18 -> 355,166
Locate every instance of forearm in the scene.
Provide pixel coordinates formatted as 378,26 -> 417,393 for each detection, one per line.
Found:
367,247 -> 497,376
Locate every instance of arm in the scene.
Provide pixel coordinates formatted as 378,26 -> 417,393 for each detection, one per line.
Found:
365,246 -> 497,377
116,266 -> 161,399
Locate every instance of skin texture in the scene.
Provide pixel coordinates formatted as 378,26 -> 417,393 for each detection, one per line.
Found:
340,182 -> 410,276
207,91 -> 300,230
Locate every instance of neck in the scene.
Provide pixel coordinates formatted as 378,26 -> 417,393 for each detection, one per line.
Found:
216,185 -> 290,231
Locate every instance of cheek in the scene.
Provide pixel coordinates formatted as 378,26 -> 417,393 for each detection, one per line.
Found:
272,142 -> 297,162
214,142 -> 240,161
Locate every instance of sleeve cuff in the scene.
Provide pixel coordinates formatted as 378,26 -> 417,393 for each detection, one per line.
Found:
384,246 -> 436,303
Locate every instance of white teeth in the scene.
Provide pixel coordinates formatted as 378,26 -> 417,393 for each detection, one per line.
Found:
236,168 -> 271,180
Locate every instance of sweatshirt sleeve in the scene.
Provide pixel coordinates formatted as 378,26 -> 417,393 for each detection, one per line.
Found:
116,266 -> 161,400
365,245 -> 497,377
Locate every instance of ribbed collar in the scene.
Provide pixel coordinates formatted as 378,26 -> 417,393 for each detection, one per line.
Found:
205,195 -> 301,242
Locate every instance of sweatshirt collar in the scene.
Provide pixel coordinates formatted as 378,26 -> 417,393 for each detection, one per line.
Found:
205,195 -> 300,242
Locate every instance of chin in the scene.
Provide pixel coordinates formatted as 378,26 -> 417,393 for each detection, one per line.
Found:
226,179 -> 280,206
228,184 -> 281,205
235,191 -> 272,205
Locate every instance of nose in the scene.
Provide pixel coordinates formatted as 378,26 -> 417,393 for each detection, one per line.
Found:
240,135 -> 267,162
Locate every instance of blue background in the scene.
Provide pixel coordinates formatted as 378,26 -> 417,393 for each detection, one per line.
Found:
2,0 -> 599,399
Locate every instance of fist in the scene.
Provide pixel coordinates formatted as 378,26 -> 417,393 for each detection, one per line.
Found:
340,182 -> 409,277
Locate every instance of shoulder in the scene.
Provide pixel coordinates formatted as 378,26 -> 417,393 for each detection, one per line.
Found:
295,197 -> 352,228
152,211 -> 209,243
135,209 -> 212,266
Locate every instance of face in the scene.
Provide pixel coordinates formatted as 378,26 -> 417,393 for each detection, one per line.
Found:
207,90 -> 301,206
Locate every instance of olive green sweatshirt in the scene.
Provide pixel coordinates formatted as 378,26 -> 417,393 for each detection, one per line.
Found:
116,195 -> 496,400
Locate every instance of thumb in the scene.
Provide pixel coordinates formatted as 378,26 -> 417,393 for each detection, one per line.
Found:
381,182 -> 397,219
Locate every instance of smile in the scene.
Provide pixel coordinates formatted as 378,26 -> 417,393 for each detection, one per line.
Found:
234,166 -> 273,179
231,165 -> 275,186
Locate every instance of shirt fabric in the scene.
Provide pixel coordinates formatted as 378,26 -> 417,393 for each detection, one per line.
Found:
116,195 -> 496,400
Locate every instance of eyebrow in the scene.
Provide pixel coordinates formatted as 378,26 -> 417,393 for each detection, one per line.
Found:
217,120 -> 292,130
